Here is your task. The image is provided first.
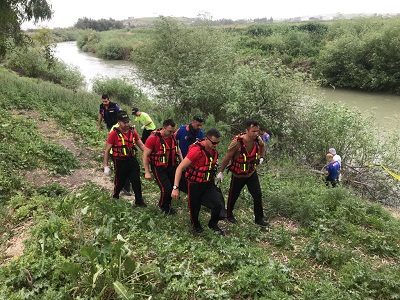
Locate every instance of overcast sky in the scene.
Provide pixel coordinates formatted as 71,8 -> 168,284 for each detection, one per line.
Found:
23,0 -> 400,29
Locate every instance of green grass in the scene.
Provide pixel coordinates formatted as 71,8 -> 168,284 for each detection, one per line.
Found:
0,66 -> 400,299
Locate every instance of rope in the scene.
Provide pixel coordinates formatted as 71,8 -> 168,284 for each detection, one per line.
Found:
365,164 -> 400,181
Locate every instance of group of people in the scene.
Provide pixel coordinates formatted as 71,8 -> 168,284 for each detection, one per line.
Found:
99,95 -> 270,235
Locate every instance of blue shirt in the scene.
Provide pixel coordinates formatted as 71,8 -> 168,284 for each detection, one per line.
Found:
326,161 -> 340,180
175,124 -> 204,157
261,132 -> 270,144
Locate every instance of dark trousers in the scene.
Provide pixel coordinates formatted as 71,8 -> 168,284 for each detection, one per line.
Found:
123,179 -> 131,191
141,129 -> 153,144
326,178 -> 338,188
227,171 -> 264,222
152,165 -> 176,211
187,181 -> 222,228
112,157 -> 143,204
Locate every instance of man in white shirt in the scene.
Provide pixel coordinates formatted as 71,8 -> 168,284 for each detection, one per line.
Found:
329,148 -> 342,181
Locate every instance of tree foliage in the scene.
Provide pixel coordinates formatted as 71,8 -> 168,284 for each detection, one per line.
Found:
131,17 -> 237,120
0,0 -> 52,57
74,17 -> 124,31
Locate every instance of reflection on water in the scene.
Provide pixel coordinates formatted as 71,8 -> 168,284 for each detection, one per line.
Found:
319,87 -> 400,132
54,41 -> 153,95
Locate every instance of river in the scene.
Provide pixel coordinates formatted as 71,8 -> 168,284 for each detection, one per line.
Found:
55,41 -> 400,131
54,41 -> 154,95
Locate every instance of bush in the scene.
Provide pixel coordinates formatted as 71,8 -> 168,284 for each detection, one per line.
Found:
92,77 -> 149,106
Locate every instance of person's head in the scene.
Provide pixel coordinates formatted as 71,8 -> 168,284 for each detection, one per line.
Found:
244,119 -> 260,139
117,110 -> 130,130
191,116 -> 204,131
131,107 -> 140,116
326,153 -> 334,161
101,94 -> 110,105
162,119 -> 176,137
328,148 -> 336,155
205,128 -> 221,150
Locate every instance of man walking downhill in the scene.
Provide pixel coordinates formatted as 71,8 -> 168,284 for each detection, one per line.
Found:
172,128 -> 224,235
103,111 -> 147,206
142,119 -> 183,215
98,94 -> 120,131
217,119 -> 269,227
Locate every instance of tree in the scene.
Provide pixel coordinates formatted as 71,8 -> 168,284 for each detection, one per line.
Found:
0,0 -> 52,57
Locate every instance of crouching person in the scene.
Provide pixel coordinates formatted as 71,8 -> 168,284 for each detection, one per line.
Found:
172,128 -> 224,235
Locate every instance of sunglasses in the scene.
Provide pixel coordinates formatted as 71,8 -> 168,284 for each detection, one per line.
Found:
207,137 -> 220,145
193,116 -> 204,123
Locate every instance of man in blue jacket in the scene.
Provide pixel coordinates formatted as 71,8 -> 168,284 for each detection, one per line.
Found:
175,116 -> 205,158
98,94 -> 120,131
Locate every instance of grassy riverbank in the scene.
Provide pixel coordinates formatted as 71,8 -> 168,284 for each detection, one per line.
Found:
1,66 -> 400,299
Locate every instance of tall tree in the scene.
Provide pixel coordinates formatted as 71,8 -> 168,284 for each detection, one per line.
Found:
0,0 -> 52,57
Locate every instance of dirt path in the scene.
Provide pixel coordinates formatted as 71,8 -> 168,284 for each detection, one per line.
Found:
3,110 -> 134,263
13,110 -> 114,191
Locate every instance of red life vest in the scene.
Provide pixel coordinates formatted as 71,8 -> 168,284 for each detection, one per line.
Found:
111,128 -> 137,158
229,133 -> 260,175
149,130 -> 179,167
185,141 -> 218,183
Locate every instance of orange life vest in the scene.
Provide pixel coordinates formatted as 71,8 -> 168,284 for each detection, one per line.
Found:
229,134 -> 260,175
111,128 -> 138,158
149,130 -> 179,167
185,141 -> 218,183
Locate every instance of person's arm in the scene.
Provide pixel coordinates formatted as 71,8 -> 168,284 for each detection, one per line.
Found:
171,157 -> 192,200
103,142 -> 113,175
142,146 -> 153,180
258,136 -> 266,158
219,149 -> 234,173
177,146 -> 183,163
97,114 -> 103,131
136,139 -> 145,152
143,120 -> 153,127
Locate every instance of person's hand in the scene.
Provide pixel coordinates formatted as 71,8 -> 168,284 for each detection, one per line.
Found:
171,189 -> 180,200
144,171 -> 153,180
217,172 -> 223,182
104,166 -> 111,176
259,158 -> 264,165
98,125 -> 102,132
141,125 -> 145,130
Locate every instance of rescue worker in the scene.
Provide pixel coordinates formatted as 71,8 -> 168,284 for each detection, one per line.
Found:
98,94 -> 120,131
175,116 -> 205,157
103,111 -> 147,206
172,128 -> 224,235
174,115 -> 205,193
142,119 -> 183,215
132,107 -> 156,143
109,123 -> 133,196
217,119 -> 269,227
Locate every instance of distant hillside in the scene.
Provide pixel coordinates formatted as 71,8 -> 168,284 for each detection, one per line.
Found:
122,13 -> 400,27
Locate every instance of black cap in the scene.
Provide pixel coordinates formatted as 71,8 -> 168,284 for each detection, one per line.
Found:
132,107 -> 139,114
117,111 -> 130,122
